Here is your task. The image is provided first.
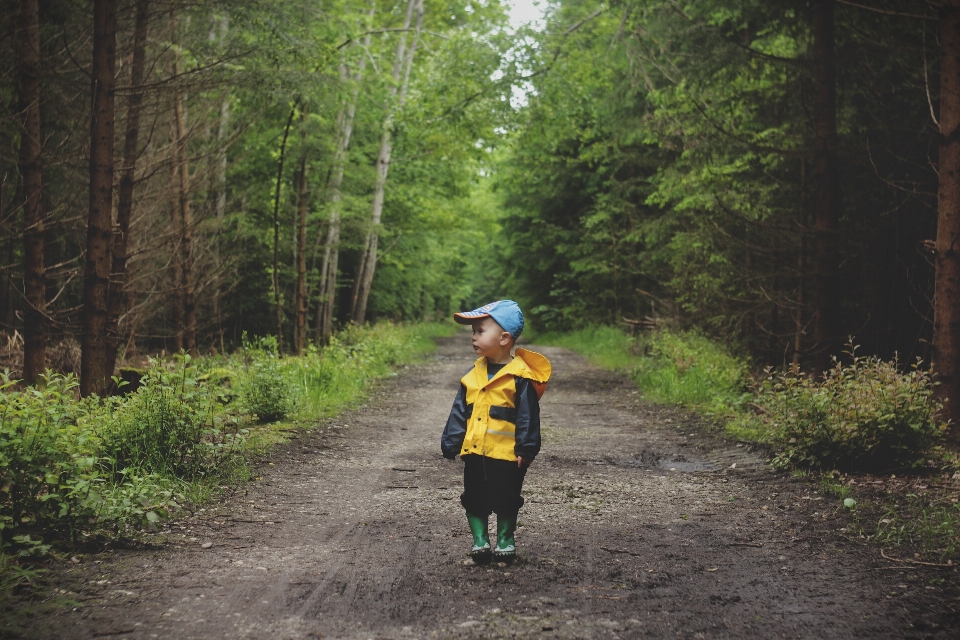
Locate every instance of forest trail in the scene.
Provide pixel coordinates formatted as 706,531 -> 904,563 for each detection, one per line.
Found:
15,334 -> 958,639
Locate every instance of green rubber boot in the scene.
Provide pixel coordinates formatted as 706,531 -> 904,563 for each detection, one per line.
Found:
467,514 -> 491,563
493,515 -> 517,562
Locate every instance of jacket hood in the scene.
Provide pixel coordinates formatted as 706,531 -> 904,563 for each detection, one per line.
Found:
514,348 -> 551,383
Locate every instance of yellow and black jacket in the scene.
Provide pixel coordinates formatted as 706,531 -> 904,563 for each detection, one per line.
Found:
441,348 -> 552,462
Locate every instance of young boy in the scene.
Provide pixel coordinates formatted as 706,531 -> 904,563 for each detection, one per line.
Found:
440,300 -> 551,563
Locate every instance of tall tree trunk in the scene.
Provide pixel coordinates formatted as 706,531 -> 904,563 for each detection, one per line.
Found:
811,0 -> 840,376
213,15 -> 229,354
169,159 -> 183,353
80,0 -> 117,396
316,22 -> 372,345
351,0 -> 423,325
272,107 -> 297,355
295,124 -> 308,355
171,9 -> 196,355
17,0 -> 46,385
934,1 -> 960,441
793,159 -> 808,369
0,174 -> 16,332
105,0 -> 148,372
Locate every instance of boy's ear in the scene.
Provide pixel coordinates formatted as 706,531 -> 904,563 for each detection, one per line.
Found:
499,331 -> 512,346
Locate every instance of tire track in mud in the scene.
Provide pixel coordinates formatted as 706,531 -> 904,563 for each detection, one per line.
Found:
11,334 -> 959,639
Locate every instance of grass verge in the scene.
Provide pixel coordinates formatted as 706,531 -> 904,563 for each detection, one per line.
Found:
534,326 -> 749,416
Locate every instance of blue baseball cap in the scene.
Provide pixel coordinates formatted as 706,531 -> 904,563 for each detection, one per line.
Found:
454,300 -> 524,340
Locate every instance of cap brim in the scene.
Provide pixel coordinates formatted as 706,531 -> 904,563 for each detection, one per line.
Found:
453,312 -> 491,325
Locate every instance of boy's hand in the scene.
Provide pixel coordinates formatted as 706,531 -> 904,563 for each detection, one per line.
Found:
517,456 -> 533,468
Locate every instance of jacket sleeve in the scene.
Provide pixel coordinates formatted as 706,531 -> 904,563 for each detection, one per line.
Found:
440,383 -> 469,459
513,376 -> 541,459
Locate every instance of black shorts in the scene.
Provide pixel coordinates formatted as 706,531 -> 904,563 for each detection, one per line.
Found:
460,454 -> 528,519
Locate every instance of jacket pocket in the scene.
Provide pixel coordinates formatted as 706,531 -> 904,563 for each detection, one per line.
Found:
488,405 -> 518,423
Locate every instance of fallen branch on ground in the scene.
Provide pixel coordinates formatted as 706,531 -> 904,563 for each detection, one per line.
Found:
880,548 -> 955,567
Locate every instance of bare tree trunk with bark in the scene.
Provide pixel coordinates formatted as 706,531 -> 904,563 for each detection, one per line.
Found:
0,181 -> 13,332
351,0 -> 423,325
213,14 -> 229,354
811,0 -> 840,377
934,1 -> 960,442
316,22 -> 372,345
17,0 -> 46,385
168,129 -> 184,353
80,0 -> 117,396
294,121 -> 308,355
171,10 -> 196,355
272,107 -> 297,355
105,0 -> 148,373
793,159 -> 807,370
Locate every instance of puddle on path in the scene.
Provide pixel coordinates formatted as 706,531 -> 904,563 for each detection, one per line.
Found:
603,450 -> 719,472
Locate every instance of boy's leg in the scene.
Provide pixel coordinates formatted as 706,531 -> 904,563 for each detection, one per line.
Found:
460,455 -> 492,562
460,455 -> 493,518
486,458 -> 528,561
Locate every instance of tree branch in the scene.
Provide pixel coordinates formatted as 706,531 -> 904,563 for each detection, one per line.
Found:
836,0 -> 934,20
337,27 -> 448,50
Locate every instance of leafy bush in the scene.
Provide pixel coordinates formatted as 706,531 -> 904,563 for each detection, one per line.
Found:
0,373 -> 108,535
239,336 -> 295,423
754,351 -> 946,471
0,372 -> 180,538
99,354 -> 242,477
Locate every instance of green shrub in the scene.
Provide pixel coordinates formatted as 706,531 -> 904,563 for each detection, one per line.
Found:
0,372 -> 180,538
240,336 -> 295,423
93,470 -> 181,531
754,351 -> 946,471
0,372 -> 101,534
99,354 -> 243,478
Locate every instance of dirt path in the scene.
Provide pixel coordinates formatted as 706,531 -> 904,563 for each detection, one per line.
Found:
9,335 -> 959,639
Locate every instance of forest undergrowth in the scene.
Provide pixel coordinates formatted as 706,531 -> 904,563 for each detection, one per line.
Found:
535,326 -> 960,565
0,322 -> 454,593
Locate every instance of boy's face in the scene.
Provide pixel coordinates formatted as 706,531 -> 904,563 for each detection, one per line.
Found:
471,317 -> 512,359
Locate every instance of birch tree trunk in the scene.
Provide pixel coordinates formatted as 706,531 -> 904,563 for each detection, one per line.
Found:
350,0 -> 423,325
171,9 -> 197,355
80,0 -> 117,396
16,0 -> 46,385
811,0 -> 840,377
316,20 -> 373,345
934,0 -> 960,442
349,0 -> 422,324
105,0 -> 149,374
